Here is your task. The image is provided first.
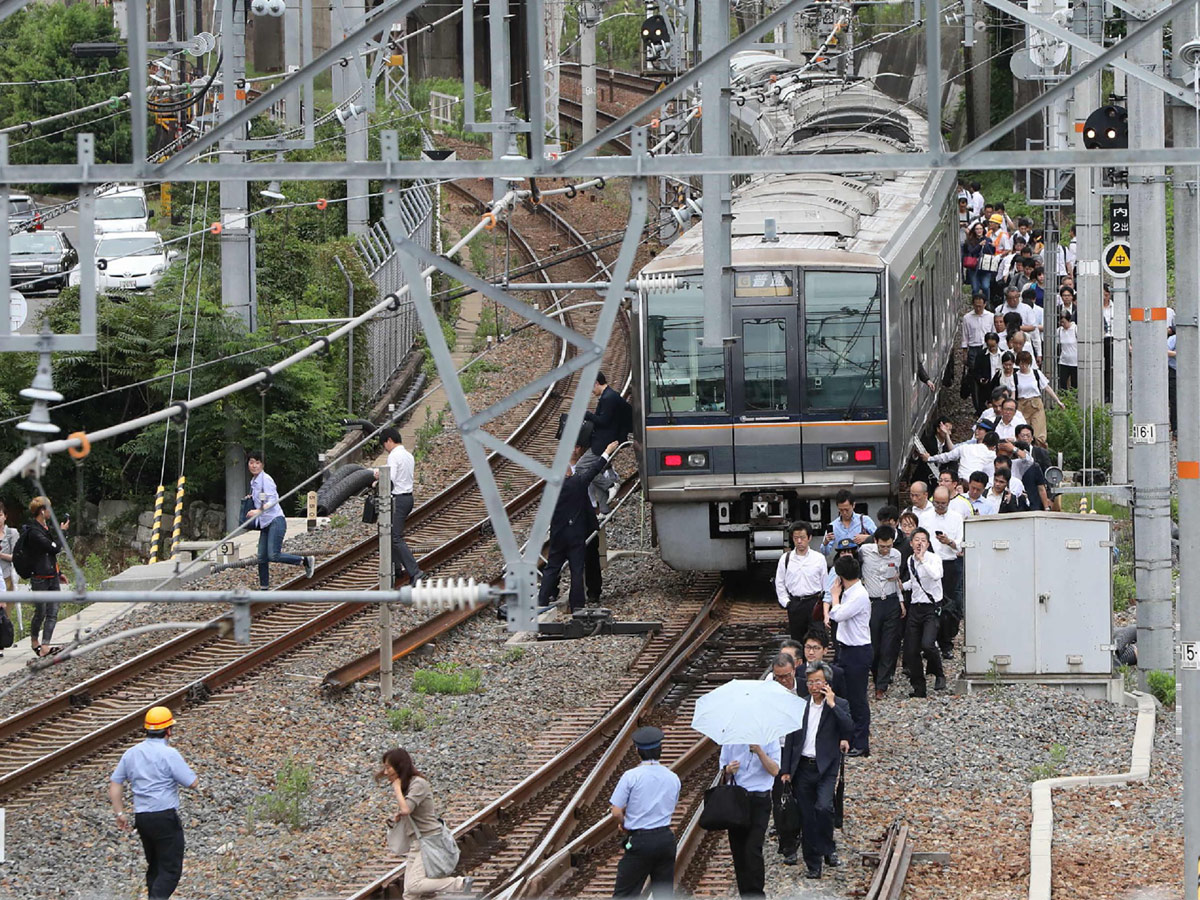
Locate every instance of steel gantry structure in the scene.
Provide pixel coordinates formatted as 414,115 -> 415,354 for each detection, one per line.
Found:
2,0 -> 1200,892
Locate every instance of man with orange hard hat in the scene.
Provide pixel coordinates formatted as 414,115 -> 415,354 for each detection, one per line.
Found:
108,706 -> 198,899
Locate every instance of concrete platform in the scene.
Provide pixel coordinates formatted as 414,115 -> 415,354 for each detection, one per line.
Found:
0,596 -> 142,679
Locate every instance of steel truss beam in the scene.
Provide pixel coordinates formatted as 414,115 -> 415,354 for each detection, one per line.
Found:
383,127 -> 650,631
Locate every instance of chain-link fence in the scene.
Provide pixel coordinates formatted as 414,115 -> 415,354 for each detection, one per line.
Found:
354,182 -> 432,400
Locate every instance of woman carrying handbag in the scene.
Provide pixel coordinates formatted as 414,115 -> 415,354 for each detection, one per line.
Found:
378,748 -> 473,900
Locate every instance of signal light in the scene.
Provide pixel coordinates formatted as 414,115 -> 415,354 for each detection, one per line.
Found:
1081,105 -> 1127,149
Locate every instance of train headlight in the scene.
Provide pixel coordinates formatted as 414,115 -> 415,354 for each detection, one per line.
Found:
830,449 -> 850,464
828,447 -> 875,466
686,452 -> 708,468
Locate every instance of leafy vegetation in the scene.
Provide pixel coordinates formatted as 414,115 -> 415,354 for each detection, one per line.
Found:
1028,742 -> 1069,782
387,706 -> 428,732
1045,392 -> 1113,472
1147,670 -> 1176,707
413,661 -> 482,695
413,405 -> 450,462
249,757 -> 314,829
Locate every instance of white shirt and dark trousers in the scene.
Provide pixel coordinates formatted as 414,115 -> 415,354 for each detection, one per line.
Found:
718,742 -> 780,898
925,509 -> 965,659
828,579 -> 872,755
780,695 -> 853,878
774,547 -> 828,641
387,443 -> 423,583
902,552 -> 945,696
860,544 -> 904,696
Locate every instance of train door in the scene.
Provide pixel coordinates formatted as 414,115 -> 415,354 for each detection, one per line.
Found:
729,305 -> 801,483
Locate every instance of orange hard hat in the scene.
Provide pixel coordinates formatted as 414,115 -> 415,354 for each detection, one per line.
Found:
144,706 -> 176,731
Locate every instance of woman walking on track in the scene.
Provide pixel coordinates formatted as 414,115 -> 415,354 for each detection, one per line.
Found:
378,748 -> 473,900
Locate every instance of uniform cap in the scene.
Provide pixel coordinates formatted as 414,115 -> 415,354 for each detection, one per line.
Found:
989,213 -> 1004,225
834,537 -> 858,552
974,419 -> 995,432
144,706 -> 175,731
632,725 -> 664,750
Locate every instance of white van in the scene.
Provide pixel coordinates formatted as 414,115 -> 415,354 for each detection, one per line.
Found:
94,185 -> 149,234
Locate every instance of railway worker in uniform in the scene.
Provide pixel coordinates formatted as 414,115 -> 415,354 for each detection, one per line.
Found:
610,725 -> 681,899
538,439 -> 620,611
719,738 -> 781,898
821,490 -> 876,562
780,662 -> 853,881
827,554 -> 872,757
377,429 -> 424,586
109,706 -> 198,900
901,528 -> 946,696
774,522 -> 828,641
926,487 -> 966,662
860,525 -> 903,701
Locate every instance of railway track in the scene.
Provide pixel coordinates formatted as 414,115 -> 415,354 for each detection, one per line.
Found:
560,68 -> 663,100
0,181 -> 628,804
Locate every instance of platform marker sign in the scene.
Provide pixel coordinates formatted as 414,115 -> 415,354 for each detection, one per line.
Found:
1103,241 -> 1131,279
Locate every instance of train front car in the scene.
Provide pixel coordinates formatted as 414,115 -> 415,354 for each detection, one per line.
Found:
634,76 -> 959,572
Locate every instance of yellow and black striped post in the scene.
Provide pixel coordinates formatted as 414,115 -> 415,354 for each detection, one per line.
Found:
148,484 -> 165,564
168,476 -> 186,561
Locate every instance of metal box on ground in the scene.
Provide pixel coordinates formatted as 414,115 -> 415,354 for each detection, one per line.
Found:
958,512 -> 1121,701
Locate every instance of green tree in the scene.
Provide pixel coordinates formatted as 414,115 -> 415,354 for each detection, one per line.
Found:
0,4 -> 134,168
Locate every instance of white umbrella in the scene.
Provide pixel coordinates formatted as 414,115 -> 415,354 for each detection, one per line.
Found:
690,678 -> 809,746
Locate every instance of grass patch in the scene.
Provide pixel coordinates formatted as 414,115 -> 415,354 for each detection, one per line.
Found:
1112,564 -> 1135,612
413,404 -> 450,462
1028,742 -> 1069,781
499,646 -> 526,664
329,512 -> 350,529
413,661 -> 482,695
1147,670 -> 1176,707
387,706 -> 428,732
460,358 -> 503,394
1045,392 -> 1112,472
249,757 -> 314,830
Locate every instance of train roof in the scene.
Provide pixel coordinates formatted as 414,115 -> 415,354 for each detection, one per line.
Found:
644,79 -> 946,274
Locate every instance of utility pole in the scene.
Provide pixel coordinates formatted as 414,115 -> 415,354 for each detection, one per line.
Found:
1125,8 -> 1173,681
284,0 -> 301,127
335,0 -> 369,237
489,0 -> 513,202
699,0 -> 732,349
1071,0 -> 1104,412
219,0 -> 254,531
377,466 -> 393,700
580,1 -> 597,142
1170,17 -> 1200,898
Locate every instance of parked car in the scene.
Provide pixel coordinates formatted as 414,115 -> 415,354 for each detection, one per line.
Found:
94,185 -> 149,234
9,229 -> 77,292
73,231 -> 178,292
7,194 -> 42,232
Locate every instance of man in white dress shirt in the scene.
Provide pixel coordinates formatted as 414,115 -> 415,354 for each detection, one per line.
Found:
918,427 -> 999,483
774,522 -> 828,641
379,427 -> 423,585
719,740 -> 780,897
828,555 -> 872,757
926,487 -> 965,662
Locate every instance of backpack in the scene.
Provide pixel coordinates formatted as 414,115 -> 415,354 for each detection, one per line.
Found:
11,525 -> 33,579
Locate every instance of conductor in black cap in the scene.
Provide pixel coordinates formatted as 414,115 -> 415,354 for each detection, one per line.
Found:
609,725 -> 681,898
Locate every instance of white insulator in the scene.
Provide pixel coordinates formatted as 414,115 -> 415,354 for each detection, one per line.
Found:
407,577 -> 491,613
635,274 -> 678,294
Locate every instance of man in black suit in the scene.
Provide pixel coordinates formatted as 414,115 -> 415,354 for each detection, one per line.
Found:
780,662 -> 853,880
537,437 -> 619,611
582,372 -> 631,513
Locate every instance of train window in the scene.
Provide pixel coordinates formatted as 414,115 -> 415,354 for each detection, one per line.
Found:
803,271 -> 884,414
734,270 -> 793,298
645,286 -> 726,414
741,318 -> 790,411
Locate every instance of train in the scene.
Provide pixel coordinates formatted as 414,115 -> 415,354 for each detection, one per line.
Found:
632,60 -> 960,572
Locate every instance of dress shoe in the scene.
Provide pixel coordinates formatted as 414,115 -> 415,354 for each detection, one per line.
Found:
805,866 -> 822,879
874,689 -> 886,701
825,851 -> 841,868
782,853 -> 798,866
934,676 -> 948,691
941,648 -> 955,660
908,690 -> 927,698
847,748 -> 869,758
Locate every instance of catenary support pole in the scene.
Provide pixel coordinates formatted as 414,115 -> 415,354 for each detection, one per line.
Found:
1125,9 -> 1174,681
338,0 -> 370,237
1112,277 -> 1130,483
1072,0 -> 1104,413
581,9 -> 596,142
1170,12 -> 1200,895
700,0 -> 732,349
378,466 -> 393,700
219,0 -> 253,531
490,0 -> 513,202
284,0 -> 301,127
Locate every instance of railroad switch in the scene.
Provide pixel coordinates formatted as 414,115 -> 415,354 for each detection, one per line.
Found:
537,608 -> 662,641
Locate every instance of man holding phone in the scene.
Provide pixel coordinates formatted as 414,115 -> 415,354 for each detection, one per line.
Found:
925,488 -> 966,661
821,490 -> 876,562
859,526 -> 904,700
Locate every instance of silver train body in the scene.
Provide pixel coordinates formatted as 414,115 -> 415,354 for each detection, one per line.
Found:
633,71 -> 959,571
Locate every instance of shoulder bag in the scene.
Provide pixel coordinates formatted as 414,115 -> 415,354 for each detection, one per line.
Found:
418,819 -> 461,878
239,496 -> 258,530
699,771 -> 751,831
386,815 -> 414,856
962,253 -> 979,270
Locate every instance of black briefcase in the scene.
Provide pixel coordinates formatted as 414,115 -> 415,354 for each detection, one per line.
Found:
699,774 -> 751,831
834,757 -> 846,829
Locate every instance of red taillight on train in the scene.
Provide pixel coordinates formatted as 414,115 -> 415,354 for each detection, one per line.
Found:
663,454 -> 683,467
854,448 -> 874,463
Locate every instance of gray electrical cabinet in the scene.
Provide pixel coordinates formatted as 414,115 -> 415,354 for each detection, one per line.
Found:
960,512 -> 1119,699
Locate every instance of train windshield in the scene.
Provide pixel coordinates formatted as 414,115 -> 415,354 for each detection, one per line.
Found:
803,270 -> 884,414
645,285 -> 726,415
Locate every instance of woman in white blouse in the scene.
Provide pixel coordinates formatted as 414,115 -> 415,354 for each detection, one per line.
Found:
1056,311 -> 1078,391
